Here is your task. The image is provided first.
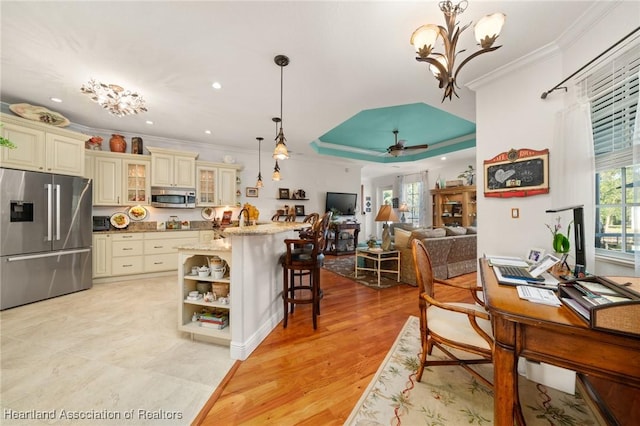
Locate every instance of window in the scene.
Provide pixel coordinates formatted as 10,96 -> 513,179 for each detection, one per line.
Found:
402,181 -> 422,225
587,44 -> 639,261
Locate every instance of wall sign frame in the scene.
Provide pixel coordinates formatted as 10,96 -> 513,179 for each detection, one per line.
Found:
484,148 -> 549,198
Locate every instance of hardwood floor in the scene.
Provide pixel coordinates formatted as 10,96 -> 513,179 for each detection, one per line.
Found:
194,263 -> 475,425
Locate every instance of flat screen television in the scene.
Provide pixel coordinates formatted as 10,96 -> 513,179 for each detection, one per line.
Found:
325,192 -> 357,215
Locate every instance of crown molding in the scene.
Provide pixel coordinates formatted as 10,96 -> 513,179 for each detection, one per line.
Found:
467,1 -> 622,92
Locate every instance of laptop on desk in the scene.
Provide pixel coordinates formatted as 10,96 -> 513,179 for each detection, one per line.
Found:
493,253 -> 561,288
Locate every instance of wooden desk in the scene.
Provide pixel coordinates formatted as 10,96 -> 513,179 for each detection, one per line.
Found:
479,259 -> 640,425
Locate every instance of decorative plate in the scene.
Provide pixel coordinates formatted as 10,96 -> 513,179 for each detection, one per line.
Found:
201,207 -> 215,220
9,103 -> 70,127
127,205 -> 148,221
110,212 -> 130,229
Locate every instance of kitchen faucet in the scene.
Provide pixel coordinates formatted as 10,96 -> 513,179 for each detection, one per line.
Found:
238,208 -> 249,226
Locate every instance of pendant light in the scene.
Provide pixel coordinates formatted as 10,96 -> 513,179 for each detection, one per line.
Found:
273,55 -> 290,160
272,117 -> 282,181
255,137 -> 264,188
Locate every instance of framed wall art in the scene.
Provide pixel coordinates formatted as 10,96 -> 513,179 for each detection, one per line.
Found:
295,205 -> 305,216
484,148 -> 549,198
278,188 -> 290,199
246,187 -> 258,197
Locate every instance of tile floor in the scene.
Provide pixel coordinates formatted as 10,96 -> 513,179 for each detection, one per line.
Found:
0,275 -> 234,425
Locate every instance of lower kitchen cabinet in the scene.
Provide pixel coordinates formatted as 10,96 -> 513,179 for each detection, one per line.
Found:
92,230 -> 200,279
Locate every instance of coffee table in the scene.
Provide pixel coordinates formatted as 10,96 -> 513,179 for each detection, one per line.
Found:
354,247 -> 400,287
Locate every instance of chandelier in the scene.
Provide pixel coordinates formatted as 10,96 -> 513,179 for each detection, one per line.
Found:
255,137 -> 264,188
410,1 -> 505,101
273,55 -> 290,160
80,79 -> 148,117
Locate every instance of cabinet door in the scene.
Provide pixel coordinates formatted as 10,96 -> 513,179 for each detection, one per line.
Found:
174,155 -> 195,187
92,234 -> 112,278
0,122 -> 46,171
196,166 -> 217,206
218,167 -> 237,206
45,133 -> 85,176
123,159 -> 150,204
151,152 -> 174,186
94,156 -> 123,205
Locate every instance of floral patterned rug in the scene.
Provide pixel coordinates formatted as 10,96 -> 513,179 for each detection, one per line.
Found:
346,316 -> 603,426
323,255 -> 405,289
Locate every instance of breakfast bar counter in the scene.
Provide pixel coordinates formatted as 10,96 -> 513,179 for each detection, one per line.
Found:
176,222 -> 309,360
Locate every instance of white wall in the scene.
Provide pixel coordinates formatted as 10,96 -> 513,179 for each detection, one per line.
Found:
86,128 -> 362,225
472,2 -> 638,275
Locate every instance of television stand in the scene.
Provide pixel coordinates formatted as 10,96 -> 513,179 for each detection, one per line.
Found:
326,223 -> 360,255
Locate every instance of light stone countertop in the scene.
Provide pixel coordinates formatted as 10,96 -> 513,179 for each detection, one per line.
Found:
175,239 -> 232,252
221,222 -> 310,236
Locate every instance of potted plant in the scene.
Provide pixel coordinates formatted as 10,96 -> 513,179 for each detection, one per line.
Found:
367,235 -> 378,248
458,165 -> 475,186
0,124 -> 16,149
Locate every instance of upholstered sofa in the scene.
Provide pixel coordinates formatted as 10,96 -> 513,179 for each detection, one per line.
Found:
390,224 -> 477,286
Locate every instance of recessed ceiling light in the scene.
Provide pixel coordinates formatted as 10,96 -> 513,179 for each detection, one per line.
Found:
211,82 -> 222,90
440,156 -> 447,161
145,120 -> 154,125
205,130 -> 212,135
50,97 -> 62,103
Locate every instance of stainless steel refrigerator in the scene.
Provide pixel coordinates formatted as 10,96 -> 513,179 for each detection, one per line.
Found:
0,168 -> 92,310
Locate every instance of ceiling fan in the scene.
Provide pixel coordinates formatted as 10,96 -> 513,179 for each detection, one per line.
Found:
386,130 -> 429,157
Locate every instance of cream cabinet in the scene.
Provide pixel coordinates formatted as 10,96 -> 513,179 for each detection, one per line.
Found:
196,161 -> 239,207
111,233 -> 144,275
86,151 -> 150,206
147,146 -> 197,188
143,231 -> 199,272
92,230 -> 200,279
92,234 -> 112,278
1,113 -> 85,176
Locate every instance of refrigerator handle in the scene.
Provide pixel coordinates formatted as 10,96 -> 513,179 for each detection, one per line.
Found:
55,184 -> 61,241
46,183 -> 53,241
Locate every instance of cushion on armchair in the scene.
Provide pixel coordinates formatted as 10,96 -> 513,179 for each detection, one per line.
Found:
394,228 -> 412,249
444,226 -> 467,236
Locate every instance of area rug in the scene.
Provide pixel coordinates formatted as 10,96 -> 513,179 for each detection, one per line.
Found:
346,316 -> 602,426
323,255 -> 405,289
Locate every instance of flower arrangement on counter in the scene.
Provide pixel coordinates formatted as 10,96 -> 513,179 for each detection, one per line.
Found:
242,203 -> 259,223
546,216 -> 573,254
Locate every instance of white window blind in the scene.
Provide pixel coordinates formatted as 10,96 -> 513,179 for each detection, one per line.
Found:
581,44 -> 639,170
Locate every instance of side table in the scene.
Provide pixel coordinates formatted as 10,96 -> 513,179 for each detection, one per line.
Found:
354,248 -> 400,287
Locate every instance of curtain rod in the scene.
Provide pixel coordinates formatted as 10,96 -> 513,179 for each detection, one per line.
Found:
540,26 -> 640,99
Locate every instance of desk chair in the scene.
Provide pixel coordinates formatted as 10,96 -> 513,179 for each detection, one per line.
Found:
411,239 -> 494,388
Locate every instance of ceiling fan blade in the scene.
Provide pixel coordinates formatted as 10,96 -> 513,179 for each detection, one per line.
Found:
403,143 -> 430,151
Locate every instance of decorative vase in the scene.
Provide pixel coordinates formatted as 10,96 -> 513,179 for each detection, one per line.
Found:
131,136 -> 143,154
109,134 -> 126,153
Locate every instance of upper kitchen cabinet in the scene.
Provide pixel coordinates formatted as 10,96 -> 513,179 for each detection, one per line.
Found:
0,113 -> 85,176
86,151 -> 150,206
146,146 -> 198,188
196,161 -> 241,207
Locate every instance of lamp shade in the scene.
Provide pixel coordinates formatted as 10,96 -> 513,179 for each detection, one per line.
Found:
474,13 -> 506,48
375,204 -> 399,222
399,203 -> 409,212
410,24 -> 440,56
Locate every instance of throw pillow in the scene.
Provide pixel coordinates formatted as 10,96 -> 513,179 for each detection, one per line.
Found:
466,226 -> 477,234
394,228 -> 412,249
444,226 -> 467,236
410,228 -> 445,243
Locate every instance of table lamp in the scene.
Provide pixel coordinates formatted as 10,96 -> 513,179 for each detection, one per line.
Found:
398,203 -> 409,223
375,204 -> 399,250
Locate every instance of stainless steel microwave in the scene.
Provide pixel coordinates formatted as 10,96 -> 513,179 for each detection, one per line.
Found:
150,187 -> 196,208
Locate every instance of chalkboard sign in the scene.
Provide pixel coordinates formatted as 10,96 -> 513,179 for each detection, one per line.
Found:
484,149 -> 549,198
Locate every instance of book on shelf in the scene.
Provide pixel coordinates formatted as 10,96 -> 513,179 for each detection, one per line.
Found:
559,276 -> 640,337
199,319 -> 228,329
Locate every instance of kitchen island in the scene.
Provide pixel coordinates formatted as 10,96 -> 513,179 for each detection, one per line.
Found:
176,222 -> 308,360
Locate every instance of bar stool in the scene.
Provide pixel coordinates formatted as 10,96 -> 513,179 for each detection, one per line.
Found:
281,211 -> 332,329
282,235 -> 322,329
